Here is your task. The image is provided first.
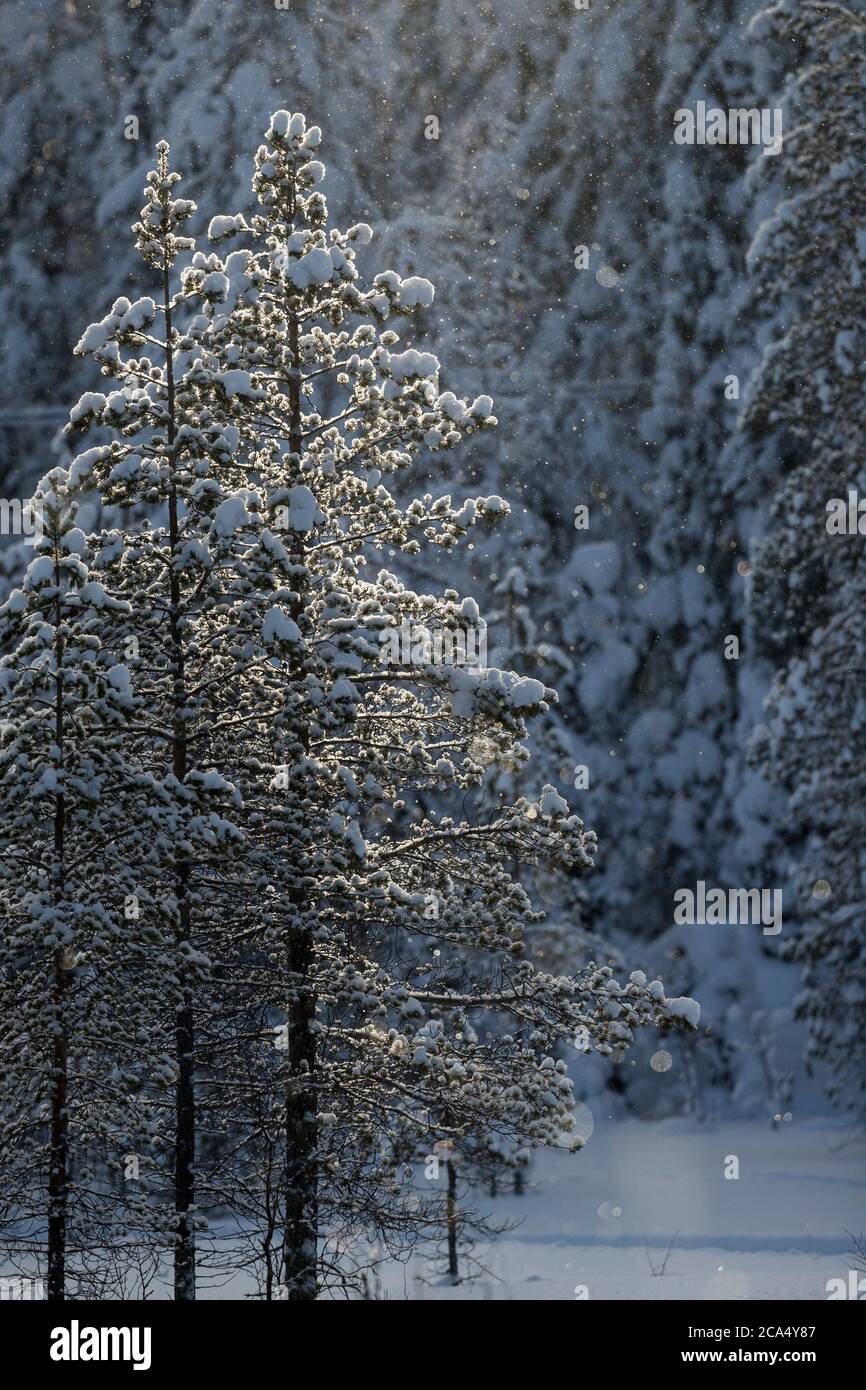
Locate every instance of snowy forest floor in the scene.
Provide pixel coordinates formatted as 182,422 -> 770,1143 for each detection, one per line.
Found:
371,1117 -> 866,1301
6,1117 -> 860,1300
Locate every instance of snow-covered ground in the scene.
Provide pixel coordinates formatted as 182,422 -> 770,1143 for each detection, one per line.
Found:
5,1115 -> 859,1300
379,1117 -> 866,1301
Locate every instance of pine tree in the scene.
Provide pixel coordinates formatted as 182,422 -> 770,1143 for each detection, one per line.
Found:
170,109 -> 700,1296
0,479 -> 164,1298
744,0 -> 866,1119
64,142 -> 266,1298
53,107 -> 701,1300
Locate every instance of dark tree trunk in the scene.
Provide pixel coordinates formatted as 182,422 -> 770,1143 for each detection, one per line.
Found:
446,1158 -> 459,1283
281,298 -> 318,1301
282,927 -> 318,1299
164,260 -> 196,1301
47,958 -> 69,1300
47,544 -> 68,1300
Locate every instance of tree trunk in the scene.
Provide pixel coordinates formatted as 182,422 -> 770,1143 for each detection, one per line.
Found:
446,1158 -> 459,1283
281,294 -> 318,1300
47,957 -> 69,1300
282,928 -> 317,1299
47,546 -> 67,1300
164,262 -> 196,1301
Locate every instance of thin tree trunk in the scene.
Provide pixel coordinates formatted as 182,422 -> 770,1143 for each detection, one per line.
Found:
263,1131 -> 277,1300
281,282 -> 318,1300
164,261 -> 196,1301
47,546 -> 68,1301
446,1158 -> 459,1283
282,926 -> 317,1299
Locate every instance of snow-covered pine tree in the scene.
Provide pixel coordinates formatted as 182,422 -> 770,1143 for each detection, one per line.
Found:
179,109 -> 700,1297
0,480 -> 164,1299
743,0 -> 866,1119
64,144 -> 270,1299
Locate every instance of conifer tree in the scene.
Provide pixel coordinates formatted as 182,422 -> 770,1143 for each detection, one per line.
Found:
0,480 -> 163,1299
167,110 -> 699,1296
744,0 -> 866,1118
54,109 -> 701,1300
64,143 -> 265,1299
